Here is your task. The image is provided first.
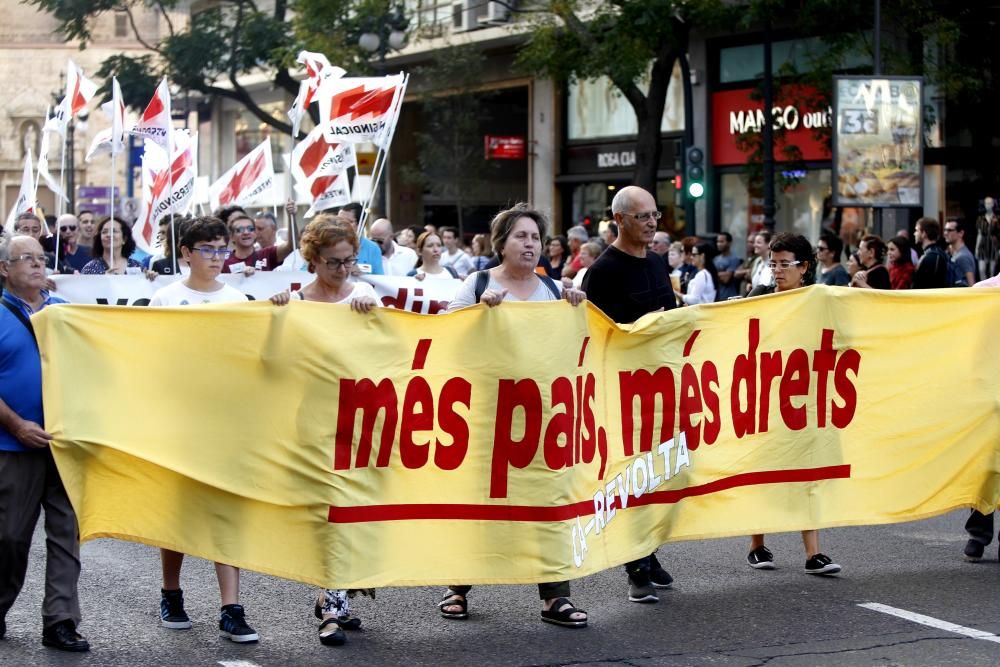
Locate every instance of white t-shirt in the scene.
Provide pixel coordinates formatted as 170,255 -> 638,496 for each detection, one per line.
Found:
291,281 -> 377,303
149,280 -> 249,306
414,268 -> 460,282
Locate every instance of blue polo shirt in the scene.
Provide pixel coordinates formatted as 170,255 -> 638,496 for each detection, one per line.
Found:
0,289 -> 66,452
357,237 -> 384,275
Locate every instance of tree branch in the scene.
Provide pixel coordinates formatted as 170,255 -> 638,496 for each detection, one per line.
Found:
123,4 -> 161,53
554,6 -> 646,112
153,0 -> 175,36
200,83 -> 293,135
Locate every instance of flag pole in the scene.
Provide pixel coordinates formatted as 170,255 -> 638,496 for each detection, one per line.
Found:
166,81 -> 178,276
287,131 -> 296,248
57,138 -> 67,218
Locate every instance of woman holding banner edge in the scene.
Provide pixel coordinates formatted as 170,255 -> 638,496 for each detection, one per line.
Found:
439,203 -> 590,628
269,214 -> 376,647
745,233 -> 842,575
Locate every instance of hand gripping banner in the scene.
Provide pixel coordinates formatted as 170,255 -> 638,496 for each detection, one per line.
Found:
34,287 -> 1000,589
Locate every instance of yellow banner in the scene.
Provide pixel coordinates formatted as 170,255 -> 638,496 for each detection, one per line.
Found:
35,287 -> 1000,589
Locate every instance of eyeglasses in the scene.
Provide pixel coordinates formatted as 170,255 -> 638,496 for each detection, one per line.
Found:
60,225 -> 78,232
191,246 -> 233,260
233,225 -> 255,234
623,211 -> 663,222
768,260 -> 802,270
7,253 -> 47,265
323,256 -> 358,270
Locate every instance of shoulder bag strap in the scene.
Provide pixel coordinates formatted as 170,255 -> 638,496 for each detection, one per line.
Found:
2,298 -> 39,351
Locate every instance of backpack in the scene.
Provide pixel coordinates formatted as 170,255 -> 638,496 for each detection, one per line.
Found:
919,246 -> 951,288
473,270 -> 560,303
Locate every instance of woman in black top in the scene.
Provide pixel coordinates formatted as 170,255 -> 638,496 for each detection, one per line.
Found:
850,234 -> 891,290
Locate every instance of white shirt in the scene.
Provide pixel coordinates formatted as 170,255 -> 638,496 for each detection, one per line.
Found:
414,267 -> 461,282
149,281 -> 249,306
382,242 -> 418,277
750,257 -> 773,289
290,281 -> 377,303
572,267 -> 588,289
276,249 -> 307,272
682,269 -> 717,305
441,248 -> 475,278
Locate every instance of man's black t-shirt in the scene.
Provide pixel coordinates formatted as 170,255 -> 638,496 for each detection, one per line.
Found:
582,245 -> 677,324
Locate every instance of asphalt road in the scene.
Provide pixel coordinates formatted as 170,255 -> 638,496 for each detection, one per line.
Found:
2,510 -> 999,666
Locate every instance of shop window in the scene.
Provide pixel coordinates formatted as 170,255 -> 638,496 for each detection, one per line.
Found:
719,169 -> 831,258
567,61 -> 685,140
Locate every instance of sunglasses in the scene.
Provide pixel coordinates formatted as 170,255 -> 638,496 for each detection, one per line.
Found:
60,225 -> 78,232
233,225 -> 255,234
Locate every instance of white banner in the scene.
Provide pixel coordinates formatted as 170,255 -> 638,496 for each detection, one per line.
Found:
50,273 -> 461,314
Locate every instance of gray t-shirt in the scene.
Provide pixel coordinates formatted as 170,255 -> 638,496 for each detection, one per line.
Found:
446,271 -> 561,312
951,245 -> 975,284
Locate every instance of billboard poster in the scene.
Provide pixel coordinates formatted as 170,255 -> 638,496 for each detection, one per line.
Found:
833,76 -> 922,207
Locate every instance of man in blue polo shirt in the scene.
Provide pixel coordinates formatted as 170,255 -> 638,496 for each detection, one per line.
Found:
0,235 -> 88,652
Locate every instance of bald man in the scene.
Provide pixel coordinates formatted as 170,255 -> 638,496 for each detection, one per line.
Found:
369,218 -> 417,276
55,214 -> 88,272
581,185 -> 676,604
650,231 -> 671,257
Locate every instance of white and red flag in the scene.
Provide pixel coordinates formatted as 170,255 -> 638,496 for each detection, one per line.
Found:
44,59 -> 98,137
36,118 -> 66,202
133,132 -> 198,254
208,138 -> 275,211
4,149 -> 36,235
291,123 -> 356,186
287,51 -> 345,137
130,78 -> 172,147
297,171 -> 350,219
317,74 -> 406,147
85,77 -> 130,161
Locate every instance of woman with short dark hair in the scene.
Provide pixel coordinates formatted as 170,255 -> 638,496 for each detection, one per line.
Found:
745,232 -> 841,576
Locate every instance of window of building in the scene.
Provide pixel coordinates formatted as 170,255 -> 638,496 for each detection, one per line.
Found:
114,11 -> 129,38
719,35 -> 870,84
567,60 -> 685,140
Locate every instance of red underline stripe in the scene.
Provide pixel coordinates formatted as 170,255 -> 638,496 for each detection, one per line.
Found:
327,464 -> 851,523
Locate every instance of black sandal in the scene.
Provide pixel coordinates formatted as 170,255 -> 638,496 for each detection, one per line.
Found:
438,592 -> 468,620
318,618 -> 346,646
335,614 -> 362,631
540,597 -> 588,628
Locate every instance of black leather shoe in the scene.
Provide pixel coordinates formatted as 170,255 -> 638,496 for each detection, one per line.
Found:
42,620 -> 90,652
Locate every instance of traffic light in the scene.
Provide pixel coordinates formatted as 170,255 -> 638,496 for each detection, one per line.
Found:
686,146 -> 705,199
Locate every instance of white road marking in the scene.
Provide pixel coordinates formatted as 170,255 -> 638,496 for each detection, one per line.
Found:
218,661 -> 263,667
858,602 -> 1000,644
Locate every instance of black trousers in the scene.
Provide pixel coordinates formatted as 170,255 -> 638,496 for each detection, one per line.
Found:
0,449 -> 82,629
448,581 -> 570,600
965,510 -> 996,546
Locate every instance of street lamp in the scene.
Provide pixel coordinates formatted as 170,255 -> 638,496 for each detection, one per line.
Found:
357,3 -> 409,62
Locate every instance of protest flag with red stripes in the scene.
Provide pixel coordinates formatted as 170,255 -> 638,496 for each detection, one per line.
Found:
208,138 -> 275,211
130,78 -> 172,147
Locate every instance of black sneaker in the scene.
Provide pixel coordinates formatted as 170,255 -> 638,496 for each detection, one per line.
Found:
648,554 -> 674,589
41,620 -> 90,652
160,589 -> 192,629
747,545 -> 776,570
804,553 -> 841,575
626,570 -> 659,603
964,539 -> 985,562
219,604 -> 259,643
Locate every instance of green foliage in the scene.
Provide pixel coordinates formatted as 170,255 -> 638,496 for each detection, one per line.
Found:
26,0 -> 403,133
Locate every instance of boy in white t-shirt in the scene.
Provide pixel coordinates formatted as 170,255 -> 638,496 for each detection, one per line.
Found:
148,217 -> 257,643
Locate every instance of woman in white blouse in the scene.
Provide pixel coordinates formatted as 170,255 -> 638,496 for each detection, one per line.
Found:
675,240 -> 719,305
